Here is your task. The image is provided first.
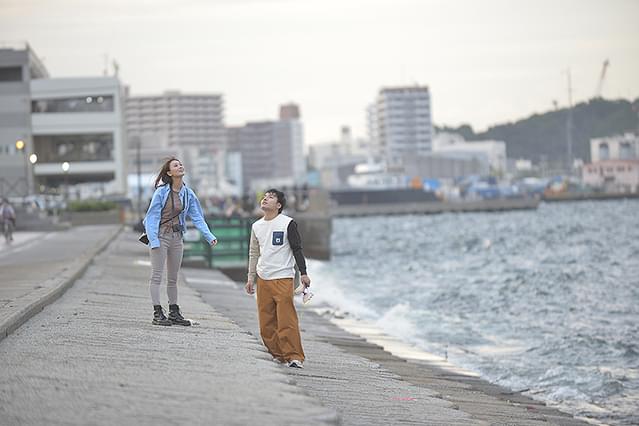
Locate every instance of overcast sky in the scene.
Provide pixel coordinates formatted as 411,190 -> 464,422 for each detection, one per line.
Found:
1,0 -> 638,144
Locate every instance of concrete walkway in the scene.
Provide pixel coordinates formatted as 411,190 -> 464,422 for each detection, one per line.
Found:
0,225 -> 121,340
0,229 -> 593,425
0,229 -> 337,425
185,269 -> 591,426
0,231 -> 43,251
185,268 -> 479,426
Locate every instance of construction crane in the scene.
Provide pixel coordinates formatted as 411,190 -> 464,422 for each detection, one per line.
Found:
595,59 -> 610,98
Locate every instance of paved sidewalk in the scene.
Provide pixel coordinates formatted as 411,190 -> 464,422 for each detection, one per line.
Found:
0,231 -> 43,251
0,230 -> 338,425
185,268 -> 480,426
0,225 -> 121,340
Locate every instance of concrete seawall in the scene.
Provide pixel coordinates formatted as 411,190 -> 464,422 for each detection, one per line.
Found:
295,213 -> 332,260
293,198 -> 539,261
331,197 -> 540,217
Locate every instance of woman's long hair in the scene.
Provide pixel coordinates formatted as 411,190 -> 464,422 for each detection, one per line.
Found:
154,157 -> 180,188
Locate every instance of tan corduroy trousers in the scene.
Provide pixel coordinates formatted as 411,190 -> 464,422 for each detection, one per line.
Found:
256,276 -> 305,362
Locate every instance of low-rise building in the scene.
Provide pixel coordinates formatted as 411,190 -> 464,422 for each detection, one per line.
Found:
590,133 -> 638,161
582,160 -> 639,193
402,152 -> 486,179
1,43 -> 128,197
583,133 -> 639,192
433,132 -> 507,176
31,76 -> 128,194
0,42 -> 48,197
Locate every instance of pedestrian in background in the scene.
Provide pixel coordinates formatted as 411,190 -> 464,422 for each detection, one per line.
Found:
143,158 -> 217,326
245,189 -> 311,368
1,198 -> 16,243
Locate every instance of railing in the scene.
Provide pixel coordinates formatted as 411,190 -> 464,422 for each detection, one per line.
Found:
0,177 -> 28,199
183,216 -> 255,269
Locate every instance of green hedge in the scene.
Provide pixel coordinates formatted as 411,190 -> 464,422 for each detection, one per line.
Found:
67,200 -> 118,212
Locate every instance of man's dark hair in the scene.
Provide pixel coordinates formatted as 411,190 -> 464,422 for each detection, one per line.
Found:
265,188 -> 286,213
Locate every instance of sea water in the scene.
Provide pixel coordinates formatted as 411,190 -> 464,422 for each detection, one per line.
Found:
309,199 -> 639,425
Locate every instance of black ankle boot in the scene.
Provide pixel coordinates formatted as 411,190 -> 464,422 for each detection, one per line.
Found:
152,305 -> 172,326
168,304 -> 191,326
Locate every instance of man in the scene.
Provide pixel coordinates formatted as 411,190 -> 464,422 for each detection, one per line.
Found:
1,198 -> 16,243
245,189 -> 311,368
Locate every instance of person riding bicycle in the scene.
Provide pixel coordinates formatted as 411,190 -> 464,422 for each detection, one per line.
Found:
1,198 -> 16,243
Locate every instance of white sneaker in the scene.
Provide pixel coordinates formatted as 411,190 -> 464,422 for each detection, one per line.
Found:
287,359 -> 303,368
302,287 -> 314,305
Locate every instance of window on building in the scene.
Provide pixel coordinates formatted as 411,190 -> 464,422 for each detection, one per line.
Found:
619,142 -> 634,160
33,133 -> 114,162
0,66 -> 23,82
598,143 -> 610,160
31,95 -> 115,113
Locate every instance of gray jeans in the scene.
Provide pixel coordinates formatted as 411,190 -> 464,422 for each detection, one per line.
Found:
149,230 -> 184,306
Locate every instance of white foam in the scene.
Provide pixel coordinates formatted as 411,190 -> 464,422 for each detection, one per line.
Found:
328,314 -> 479,377
307,260 -> 376,319
375,303 -> 417,343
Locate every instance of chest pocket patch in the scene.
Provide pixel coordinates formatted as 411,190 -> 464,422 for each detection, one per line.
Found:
272,231 -> 284,246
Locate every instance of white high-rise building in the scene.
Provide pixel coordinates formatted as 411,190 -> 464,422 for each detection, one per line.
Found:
125,91 -> 226,191
368,86 -> 433,164
126,90 -> 225,150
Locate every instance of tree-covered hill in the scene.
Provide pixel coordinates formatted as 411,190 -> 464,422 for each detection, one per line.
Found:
436,97 -> 639,163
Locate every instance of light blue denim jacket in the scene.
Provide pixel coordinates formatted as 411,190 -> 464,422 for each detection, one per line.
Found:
143,184 -> 216,249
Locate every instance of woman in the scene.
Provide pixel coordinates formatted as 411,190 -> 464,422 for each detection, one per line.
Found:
143,158 -> 217,326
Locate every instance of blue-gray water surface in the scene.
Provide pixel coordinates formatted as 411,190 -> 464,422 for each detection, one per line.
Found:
309,199 -> 639,425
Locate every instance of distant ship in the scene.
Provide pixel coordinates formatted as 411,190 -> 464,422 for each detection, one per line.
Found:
330,162 -> 439,206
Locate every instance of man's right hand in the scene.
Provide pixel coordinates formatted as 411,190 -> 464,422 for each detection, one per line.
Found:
245,281 -> 255,295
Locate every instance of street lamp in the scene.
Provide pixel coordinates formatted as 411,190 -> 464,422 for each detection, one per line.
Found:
61,162 -> 70,207
135,136 -> 142,224
29,154 -> 38,194
15,139 -> 28,196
